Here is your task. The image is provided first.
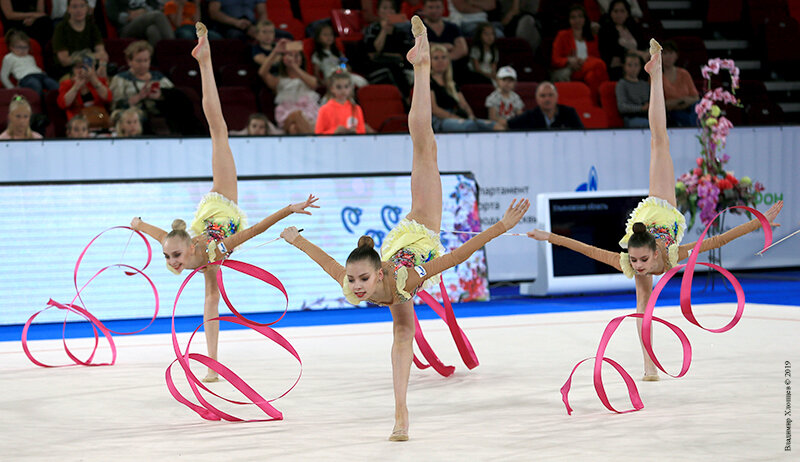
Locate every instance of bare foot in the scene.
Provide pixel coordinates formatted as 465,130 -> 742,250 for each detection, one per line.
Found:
406,16 -> 429,67
644,39 -> 661,76
191,22 -> 210,63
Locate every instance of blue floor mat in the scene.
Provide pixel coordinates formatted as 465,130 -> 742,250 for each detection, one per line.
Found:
4,270 -> 799,342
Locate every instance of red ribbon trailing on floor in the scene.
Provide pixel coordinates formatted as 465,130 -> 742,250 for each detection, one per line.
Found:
561,206 -> 773,414
165,259 -> 302,422
412,280 -> 479,377
21,227 -> 159,367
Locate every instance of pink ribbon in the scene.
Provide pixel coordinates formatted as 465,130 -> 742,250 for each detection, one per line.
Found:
412,280 -> 480,377
165,259 -> 302,422
561,206 -> 772,414
21,227 -> 158,367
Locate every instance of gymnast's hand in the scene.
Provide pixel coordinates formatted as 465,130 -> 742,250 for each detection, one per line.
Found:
526,229 -> 550,241
130,216 -> 142,230
281,226 -> 301,244
500,198 -> 530,230
289,194 -> 320,215
764,200 -> 783,227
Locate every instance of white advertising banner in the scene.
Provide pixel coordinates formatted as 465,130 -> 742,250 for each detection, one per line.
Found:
2,126 -> 797,282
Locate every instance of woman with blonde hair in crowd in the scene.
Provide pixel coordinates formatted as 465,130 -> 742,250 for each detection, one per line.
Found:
0,94 -> 43,140
430,43 -> 504,132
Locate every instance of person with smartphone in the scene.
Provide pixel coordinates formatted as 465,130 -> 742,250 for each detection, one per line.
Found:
109,40 -> 202,135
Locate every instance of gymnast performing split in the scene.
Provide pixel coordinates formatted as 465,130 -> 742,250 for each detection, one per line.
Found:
130,23 -> 318,383
280,16 -> 530,442
527,39 -> 783,382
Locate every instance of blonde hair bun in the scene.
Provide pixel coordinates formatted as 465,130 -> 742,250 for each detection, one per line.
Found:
171,219 -> 187,231
357,235 -> 375,249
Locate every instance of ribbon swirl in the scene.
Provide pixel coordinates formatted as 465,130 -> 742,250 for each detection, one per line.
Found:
561,206 -> 772,414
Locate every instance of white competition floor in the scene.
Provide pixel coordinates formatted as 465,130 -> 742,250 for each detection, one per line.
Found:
1,303 -> 797,461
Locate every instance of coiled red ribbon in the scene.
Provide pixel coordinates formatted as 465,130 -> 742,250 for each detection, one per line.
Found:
561,206 -> 773,414
165,259 -> 302,422
21,226 -> 159,367
412,280 -> 480,377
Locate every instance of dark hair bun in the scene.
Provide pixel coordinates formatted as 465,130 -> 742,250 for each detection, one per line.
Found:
357,235 -> 375,249
632,222 -> 647,234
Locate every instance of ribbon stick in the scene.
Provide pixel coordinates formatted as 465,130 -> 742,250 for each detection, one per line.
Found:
165,259 -> 302,422
412,280 -> 480,377
561,206 -> 772,414
22,227 -> 158,367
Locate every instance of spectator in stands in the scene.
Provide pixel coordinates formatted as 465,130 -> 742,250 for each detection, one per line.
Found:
50,0 -> 97,22
485,65 -> 524,123
363,0 -> 413,96
65,113 -> 90,138
51,0 -> 110,79
0,0 -> 53,50
111,106 -> 143,137
430,43 -> 503,132
507,81 -> 584,130
598,0 -> 648,81
1,30 -> 59,99
258,39 -> 320,135
57,50 -> 112,126
615,51 -> 648,128
315,71 -> 368,135
252,20 -> 279,74
106,0 -> 175,48
551,4 -> 609,102
597,0 -> 643,20
207,0 -> 267,40
0,94 -> 43,140
467,22 -> 499,85
448,0 -> 504,38
311,23 -> 369,90
661,40 -> 699,127
496,0 -> 540,56
421,0 -> 468,62
164,0 -> 222,40
109,40 -> 203,135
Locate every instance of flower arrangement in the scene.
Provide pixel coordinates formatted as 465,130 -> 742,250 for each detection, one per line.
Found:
675,58 -> 764,229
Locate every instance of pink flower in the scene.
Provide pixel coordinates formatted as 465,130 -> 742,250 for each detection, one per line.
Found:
693,167 -> 703,176
696,97 -> 713,116
696,157 -> 704,167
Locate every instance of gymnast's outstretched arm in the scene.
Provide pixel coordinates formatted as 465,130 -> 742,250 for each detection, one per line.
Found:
130,217 -> 168,244
527,228 -> 623,272
282,227 -> 346,285
677,201 -> 783,261
222,195 -> 319,252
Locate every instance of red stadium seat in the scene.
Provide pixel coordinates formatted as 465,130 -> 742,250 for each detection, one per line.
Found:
764,17 -> 800,64
357,84 -> 406,131
496,38 -> 547,82
515,82 -> 538,110
745,100 -> 784,125
275,17 -> 306,39
169,64 -> 202,96
153,39 -> 195,71
791,0 -> 800,22
554,81 -> 593,107
44,89 -> 67,137
257,87 -> 278,123
104,37 -> 137,68
267,0 -> 297,22
598,81 -> 624,128
573,104 -> 608,129
210,39 -> 250,68
460,84 -> 494,119
707,0 -> 743,24
379,114 -> 409,133
218,86 -> 259,131
299,0 -> 342,25
332,9 -> 365,41
219,64 -> 262,90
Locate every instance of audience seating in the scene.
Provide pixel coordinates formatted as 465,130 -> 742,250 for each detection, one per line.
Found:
357,84 -> 406,131
598,81 -> 624,128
